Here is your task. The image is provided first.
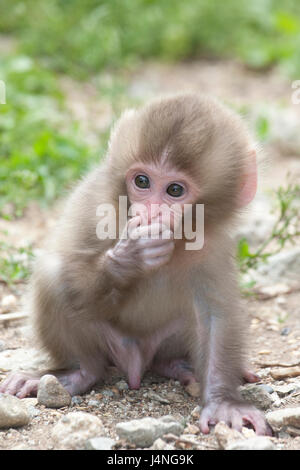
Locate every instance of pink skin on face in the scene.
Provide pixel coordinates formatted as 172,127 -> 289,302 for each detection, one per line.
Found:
125,162 -> 201,230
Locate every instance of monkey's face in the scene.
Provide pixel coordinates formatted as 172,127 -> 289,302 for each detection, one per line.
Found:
125,162 -> 200,231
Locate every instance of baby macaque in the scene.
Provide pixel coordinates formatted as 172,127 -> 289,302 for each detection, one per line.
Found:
0,93 -> 270,435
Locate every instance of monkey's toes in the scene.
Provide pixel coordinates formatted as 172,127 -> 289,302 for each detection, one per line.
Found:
0,373 -> 39,398
199,401 -> 272,436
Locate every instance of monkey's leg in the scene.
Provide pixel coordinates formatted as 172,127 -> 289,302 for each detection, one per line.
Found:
0,360 -> 106,398
151,359 -> 196,386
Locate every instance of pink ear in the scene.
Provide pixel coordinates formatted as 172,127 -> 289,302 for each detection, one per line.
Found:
238,149 -> 257,207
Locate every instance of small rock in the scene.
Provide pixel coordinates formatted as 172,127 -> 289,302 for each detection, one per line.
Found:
165,392 -> 181,403
102,389 -> 114,398
273,383 -> 298,397
116,416 -> 184,448
52,412 -> 104,450
270,391 -> 281,407
270,367 -> 300,380
214,422 -> 244,449
22,398 -> 40,418
190,405 -> 202,419
37,375 -> 71,408
71,396 -> 83,406
280,327 -> 290,336
240,384 -> 273,410
151,438 -> 167,450
286,426 -> 300,437
148,391 -> 170,404
185,382 -> 201,397
257,384 -> 274,394
115,380 -> 129,392
266,407 -> 300,432
226,437 -> 276,450
87,399 -> 100,407
1,295 -> 17,313
0,394 -> 30,428
183,424 -> 199,435
85,437 -> 116,450
0,340 -> 6,352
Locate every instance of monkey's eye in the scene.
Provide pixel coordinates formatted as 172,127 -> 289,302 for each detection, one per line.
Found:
135,175 -> 150,189
166,183 -> 184,197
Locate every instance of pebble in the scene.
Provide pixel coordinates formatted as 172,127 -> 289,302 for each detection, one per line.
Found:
185,382 -> 201,397
0,394 -> 30,428
214,422 -> 244,449
52,412 -> 104,450
85,437 -> 116,450
257,384 -> 274,394
115,380 -> 129,392
71,396 -> 83,406
87,399 -> 100,407
151,438 -> 168,450
190,405 -> 202,419
37,375 -> 71,408
270,367 -> 300,380
239,384 -> 273,410
147,391 -> 170,404
273,383 -> 298,397
1,295 -> 17,313
183,424 -> 200,435
0,340 -> 6,352
116,415 -> 184,448
266,407 -> 300,432
226,437 -> 276,450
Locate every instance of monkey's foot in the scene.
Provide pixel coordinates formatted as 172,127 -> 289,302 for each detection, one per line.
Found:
199,400 -> 272,436
151,359 -> 196,386
0,372 -> 39,398
56,368 -> 101,396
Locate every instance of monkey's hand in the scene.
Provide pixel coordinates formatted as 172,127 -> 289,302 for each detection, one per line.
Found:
105,216 -> 175,280
199,400 -> 272,436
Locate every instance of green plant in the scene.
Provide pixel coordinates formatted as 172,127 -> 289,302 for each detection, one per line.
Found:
0,240 -> 34,285
237,183 -> 300,274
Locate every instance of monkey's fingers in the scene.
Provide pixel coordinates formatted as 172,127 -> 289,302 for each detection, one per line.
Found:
122,215 -> 142,238
142,243 -> 175,260
131,223 -> 172,240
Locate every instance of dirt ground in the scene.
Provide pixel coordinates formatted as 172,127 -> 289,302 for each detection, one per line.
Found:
0,59 -> 300,450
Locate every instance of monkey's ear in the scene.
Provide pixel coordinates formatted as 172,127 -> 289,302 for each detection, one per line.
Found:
238,149 -> 257,207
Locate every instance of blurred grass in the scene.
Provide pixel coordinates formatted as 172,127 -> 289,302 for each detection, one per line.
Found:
1,0 -> 300,78
1,0 -> 300,218
0,56 -> 104,218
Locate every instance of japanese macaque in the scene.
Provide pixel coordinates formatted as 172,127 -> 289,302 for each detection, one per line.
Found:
0,93 -> 270,435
